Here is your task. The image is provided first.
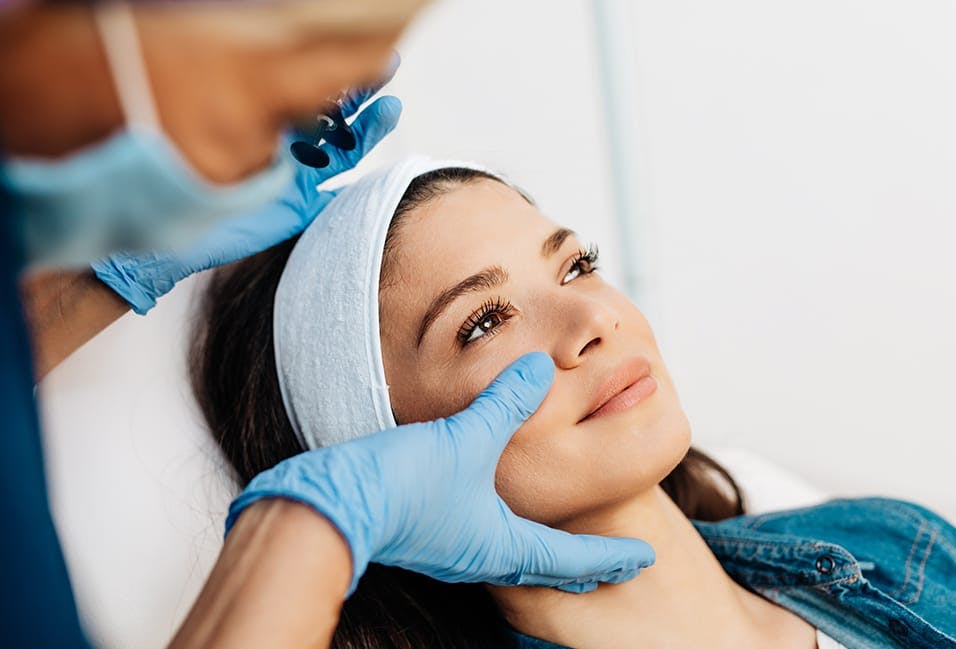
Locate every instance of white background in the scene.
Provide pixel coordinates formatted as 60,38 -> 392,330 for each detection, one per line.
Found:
38,2 -> 956,647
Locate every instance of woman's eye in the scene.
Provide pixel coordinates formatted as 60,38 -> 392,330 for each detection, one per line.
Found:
562,247 -> 599,285
457,298 -> 515,346
465,312 -> 503,342
562,265 -> 585,284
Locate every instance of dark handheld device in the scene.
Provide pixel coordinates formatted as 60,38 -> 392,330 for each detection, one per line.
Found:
290,99 -> 357,168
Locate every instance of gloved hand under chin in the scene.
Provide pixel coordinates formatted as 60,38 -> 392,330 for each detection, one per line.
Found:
92,84 -> 400,315
226,352 -> 656,595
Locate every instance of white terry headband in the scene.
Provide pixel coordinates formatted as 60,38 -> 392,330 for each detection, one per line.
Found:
273,156 -> 497,449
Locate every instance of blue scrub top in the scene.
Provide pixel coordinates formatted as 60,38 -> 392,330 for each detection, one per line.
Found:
1,190 -> 89,646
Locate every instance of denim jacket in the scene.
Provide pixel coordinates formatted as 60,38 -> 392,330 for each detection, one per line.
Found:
514,498 -> 956,649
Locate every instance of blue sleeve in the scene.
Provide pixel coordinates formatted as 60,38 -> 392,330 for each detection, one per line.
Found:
0,199 -> 90,647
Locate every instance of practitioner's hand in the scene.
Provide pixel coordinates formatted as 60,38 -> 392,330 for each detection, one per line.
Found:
226,352 -> 656,595
91,69 -> 401,315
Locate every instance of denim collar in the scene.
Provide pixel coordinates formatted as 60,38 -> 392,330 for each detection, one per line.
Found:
692,519 -> 865,589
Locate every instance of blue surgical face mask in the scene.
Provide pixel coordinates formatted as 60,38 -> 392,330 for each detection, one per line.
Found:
0,1 -> 293,268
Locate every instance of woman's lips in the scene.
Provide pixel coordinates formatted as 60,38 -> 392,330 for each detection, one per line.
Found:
583,375 -> 658,421
580,358 -> 658,422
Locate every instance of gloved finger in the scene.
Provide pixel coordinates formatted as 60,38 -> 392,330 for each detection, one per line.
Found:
337,51 -> 401,118
506,517 -> 654,587
556,581 -> 599,594
91,254 -> 168,315
446,352 -> 554,454
555,566 -> 641,593
319,95 -> 402,180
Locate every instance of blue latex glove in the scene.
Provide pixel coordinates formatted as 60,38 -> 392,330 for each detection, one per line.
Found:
92,83 -> 401,315
227,353 -> 656,595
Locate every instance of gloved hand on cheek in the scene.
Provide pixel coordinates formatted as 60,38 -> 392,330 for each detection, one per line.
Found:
227,352 -> 656,595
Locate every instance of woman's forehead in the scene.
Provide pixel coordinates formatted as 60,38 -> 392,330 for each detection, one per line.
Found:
395,179 -> 555,260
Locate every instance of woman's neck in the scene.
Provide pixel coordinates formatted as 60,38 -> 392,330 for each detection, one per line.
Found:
489,486 -> 816,649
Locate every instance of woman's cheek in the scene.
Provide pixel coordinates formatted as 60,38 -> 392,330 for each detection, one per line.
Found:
495,442 -> 592,527
492,407 -> 578,525
450,353 -> 519,412
420,364 -> 501,422
494,441 -> 542,520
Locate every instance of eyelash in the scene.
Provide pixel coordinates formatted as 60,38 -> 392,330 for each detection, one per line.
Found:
455,244 -> 601,347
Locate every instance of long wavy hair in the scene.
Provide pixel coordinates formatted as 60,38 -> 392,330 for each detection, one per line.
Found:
190,168 -> 745,648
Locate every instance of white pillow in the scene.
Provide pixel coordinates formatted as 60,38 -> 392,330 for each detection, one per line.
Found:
704,446 -> 829,514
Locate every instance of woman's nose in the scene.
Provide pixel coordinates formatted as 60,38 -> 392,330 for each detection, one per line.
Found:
551,294 -> 621,369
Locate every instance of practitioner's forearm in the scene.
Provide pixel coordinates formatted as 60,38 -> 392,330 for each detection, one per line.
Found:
19,269 -> 131,380
168,499 -> 352,649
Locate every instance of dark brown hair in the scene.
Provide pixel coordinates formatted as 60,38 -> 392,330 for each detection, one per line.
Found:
191,168 -> 745,648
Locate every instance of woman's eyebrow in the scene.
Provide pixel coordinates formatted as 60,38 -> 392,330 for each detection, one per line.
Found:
417,265 -> 509,347
541,227 -> 575,257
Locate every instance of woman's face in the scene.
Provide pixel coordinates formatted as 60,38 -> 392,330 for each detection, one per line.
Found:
379,179 -> 691,528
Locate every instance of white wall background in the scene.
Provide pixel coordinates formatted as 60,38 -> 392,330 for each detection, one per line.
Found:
615,0 -> 956,514
38,1 -> 956,647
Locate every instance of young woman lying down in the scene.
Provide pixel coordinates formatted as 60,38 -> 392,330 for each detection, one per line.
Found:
191,157 -> 955,649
